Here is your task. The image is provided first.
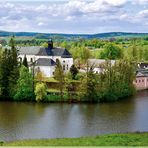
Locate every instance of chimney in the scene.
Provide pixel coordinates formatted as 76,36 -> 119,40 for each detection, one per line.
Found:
48,39 -> 53,49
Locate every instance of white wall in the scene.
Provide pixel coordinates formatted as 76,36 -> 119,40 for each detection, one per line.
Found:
35,66 -> 55,77
93,67 -> 104,74
60,58 -> 73,73
19,55 -> 36,63
19,54 -> 74,77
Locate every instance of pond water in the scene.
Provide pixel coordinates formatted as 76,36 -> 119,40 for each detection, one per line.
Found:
0,90 -> 148,141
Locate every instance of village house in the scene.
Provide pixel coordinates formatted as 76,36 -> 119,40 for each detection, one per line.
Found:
88,59 -> 115,73
80,59 -> 148,91
79,59 -> 115,73
134,62 -> 148,90
18,39 -> 73,77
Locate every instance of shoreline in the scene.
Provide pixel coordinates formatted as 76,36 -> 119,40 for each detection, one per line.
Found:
2,132 -> 148,146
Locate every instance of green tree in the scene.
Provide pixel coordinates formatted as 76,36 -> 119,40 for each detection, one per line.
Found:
138,47 -> 143,61
41,42 -> 48,48
35,83 -> 47,102
35,70 -> 45,83
22,55 -> 28,68
8,36 -> 19,98
131,42 -> 138,61
54,59 -> 65,100
144,48 -> 148,61
99,59 -> 136,102
0,48 -> 3,96
70,64 -> 78,79
72,46 -> 91,69
80,66 -> 99,102
14,66 -> 34,101
0,37 -> 19,99
100,43 -> 123,59
0,49 -> 10,98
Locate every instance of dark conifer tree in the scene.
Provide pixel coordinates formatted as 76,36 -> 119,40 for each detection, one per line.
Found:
54,59 -> 65,100
22,55 -> 28,68
0,36 -> 20,99
8,37 -> 19,98
0,49 -> 11,98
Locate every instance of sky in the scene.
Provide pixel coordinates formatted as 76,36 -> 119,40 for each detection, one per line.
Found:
0,0 -> 148,34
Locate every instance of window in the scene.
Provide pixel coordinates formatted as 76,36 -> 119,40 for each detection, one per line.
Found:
20,57 -> 22,62
30,58 -> 33,62
142,79 -> 144,82
67,64 -> 68,70
139,80 -> 141,83
63,60 -> 65,63
56,59 -> 58,63
63,65 -> 65,71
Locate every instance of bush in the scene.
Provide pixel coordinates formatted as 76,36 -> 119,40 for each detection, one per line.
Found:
75,72 -> 85,80
35,83 -> 47,102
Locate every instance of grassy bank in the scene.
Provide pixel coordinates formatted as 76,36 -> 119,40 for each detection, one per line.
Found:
2,133 -> 148,146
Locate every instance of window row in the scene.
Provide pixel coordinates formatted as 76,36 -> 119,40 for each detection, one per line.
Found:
63,65 -> 69,70
135,79 -> 148,83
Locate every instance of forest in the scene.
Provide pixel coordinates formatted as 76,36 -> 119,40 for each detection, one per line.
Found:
0,36 -> 148,103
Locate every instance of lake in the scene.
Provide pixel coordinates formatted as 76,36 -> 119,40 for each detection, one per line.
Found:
0,90 -> 148,141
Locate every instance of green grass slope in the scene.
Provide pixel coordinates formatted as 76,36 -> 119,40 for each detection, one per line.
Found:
3,133 -> 148,146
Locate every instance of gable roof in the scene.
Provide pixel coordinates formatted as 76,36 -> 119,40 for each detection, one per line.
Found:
18,46 -> 41,55
19,46 -> 72,58
35,58 -> 56,66
88,59 -> 115,67
36,47 -> 53,56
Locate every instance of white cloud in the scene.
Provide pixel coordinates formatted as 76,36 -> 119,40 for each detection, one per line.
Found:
0,0 -> 147,33
137,0 -> 148,4
103,0 -> 127,6
138,9 -> 148,18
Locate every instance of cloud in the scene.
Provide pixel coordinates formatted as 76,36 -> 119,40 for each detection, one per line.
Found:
138,9 -> 148,18
136,0 -> 148,4
0,0 -> 147,33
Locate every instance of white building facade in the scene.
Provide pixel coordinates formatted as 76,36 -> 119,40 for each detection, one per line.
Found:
18,40 -> 73,77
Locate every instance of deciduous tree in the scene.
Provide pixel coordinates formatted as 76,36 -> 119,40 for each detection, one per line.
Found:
35,83 -> 47,102
14,66 -> 34,101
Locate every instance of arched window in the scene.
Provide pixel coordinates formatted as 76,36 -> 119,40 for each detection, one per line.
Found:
67,64 -> 68,70
63,60 -> 65,63
30,58 -> 33,62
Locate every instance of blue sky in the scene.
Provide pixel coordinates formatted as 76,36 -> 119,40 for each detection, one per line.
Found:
0,0 -> 147,34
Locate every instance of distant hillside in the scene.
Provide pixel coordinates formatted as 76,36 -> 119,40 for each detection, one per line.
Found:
0,31 -> 148,40
92,32 -> 148,38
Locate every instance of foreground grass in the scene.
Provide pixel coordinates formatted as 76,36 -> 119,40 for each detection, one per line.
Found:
3,133 -> 148,146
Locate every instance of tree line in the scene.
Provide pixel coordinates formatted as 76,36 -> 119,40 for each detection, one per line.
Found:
0,37 -> 137,103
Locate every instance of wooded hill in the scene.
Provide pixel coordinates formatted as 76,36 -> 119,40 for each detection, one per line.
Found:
0,31 -> 148,40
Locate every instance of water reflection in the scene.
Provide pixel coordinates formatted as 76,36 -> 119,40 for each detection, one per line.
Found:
0,90 -> 148,141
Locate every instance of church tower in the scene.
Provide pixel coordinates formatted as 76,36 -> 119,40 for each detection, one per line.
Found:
48,39 -> 53,49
